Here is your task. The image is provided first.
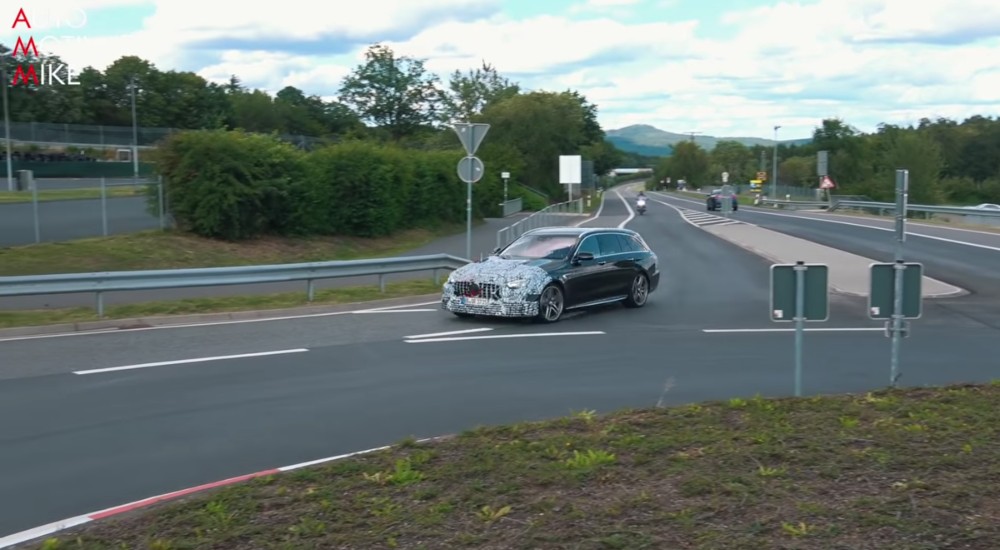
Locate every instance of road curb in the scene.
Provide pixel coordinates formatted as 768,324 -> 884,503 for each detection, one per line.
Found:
0,435 -> 454,549
0,293 -> 443,339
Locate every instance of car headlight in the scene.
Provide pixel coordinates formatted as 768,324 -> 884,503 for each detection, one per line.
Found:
506,279 -> 526,289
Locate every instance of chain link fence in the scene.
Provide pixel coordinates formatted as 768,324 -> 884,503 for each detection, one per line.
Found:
0,177 -> 169,247
3,121 -> 330,150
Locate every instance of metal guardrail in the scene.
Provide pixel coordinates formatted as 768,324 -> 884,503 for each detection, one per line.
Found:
500,197 -> 523,217
496,198 -> 585,249
829,200 -> 1000,218
0,254 -> 470,317
760,198 -> 831,210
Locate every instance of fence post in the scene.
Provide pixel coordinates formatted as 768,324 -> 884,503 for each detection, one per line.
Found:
378,274 -> 386,293
100,177 -> 108,236
95,292 -> 104,318
307,280 -> 315,302
157,175 -> 166,231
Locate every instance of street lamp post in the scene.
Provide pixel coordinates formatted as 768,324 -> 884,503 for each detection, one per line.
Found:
129,77 -> 139,184
1,53 -> 13,191
770,125 -> 781,199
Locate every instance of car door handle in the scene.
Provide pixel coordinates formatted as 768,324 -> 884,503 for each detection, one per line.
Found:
597,261 -> 606,265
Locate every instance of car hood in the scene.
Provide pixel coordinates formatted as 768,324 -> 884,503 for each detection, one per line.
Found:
450,256 -> 557,283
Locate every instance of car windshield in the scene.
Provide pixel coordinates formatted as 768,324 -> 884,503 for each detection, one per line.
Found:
499,234 -> 579,259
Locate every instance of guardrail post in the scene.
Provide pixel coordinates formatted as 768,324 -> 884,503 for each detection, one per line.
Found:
378,274 -> 385,293
95,292 -> 104,318
306,279 -> 315,302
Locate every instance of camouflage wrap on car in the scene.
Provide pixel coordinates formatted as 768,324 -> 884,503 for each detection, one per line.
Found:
441,256 -> 554,318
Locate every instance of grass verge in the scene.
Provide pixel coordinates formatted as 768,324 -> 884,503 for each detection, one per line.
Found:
0,185 -> 146,204
0,224 -> 466,276
25,382 -> 1000,549
0,278 -> 442,329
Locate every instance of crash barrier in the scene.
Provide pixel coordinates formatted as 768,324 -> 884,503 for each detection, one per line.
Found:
500,197 -> 523,217
496,198 -> 585,249
760,198 -> 1000,227
0,254 -> 471,317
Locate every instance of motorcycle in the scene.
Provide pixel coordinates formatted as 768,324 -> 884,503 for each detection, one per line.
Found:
636,197 -> 647,215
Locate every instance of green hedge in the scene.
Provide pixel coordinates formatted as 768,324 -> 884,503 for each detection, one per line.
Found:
153,130 -> 476,240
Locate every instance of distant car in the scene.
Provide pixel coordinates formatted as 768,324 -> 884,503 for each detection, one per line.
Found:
441,227 -> 660,323
968,203 -> 1000,210
706,188 -> 738,211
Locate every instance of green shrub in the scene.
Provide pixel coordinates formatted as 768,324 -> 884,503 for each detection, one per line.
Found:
154,129 -> 306,240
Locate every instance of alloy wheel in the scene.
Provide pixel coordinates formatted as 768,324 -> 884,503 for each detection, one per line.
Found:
540,286 -> 564,322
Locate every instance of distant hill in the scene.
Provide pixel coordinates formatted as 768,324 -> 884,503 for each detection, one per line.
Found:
606,124 -> 812,157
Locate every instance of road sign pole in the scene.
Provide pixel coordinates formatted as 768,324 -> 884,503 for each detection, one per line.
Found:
793,261 -> 806,397
466,156 -> 473,261
889,169 -> 908,387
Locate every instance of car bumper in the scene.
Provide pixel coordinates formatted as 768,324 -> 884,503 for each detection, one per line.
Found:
649,270 -> 661,292
441,294 -> 540,317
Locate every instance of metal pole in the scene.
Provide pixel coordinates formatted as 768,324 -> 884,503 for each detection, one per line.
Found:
503,177 -> 508,204
100,176 -> 108,236
158,175 -> 165,230
31,176 -> 39,243
889,169 -> 908,387
466,157 -> 472,261
130,78 -> 139,185
770,125 -> 781,198
1,60 -> 13,192
793,260 -> 806,397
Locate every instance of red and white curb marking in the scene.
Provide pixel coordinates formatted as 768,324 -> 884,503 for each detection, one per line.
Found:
0,438 -> 445,548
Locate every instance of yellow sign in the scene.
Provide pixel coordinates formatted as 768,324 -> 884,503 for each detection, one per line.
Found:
750,179 -> 762,184
756,171 -> 767,180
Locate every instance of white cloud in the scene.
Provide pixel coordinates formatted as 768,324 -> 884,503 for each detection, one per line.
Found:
10,0 -> 1000,138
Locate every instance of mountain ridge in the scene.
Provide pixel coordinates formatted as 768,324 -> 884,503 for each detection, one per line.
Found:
606,124 -> 812,156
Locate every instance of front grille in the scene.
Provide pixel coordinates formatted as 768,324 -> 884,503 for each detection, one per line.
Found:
453,281 -> 502,300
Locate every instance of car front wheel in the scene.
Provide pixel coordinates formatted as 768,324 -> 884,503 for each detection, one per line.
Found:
536,284 -> 564,323
624,273 -> 649,308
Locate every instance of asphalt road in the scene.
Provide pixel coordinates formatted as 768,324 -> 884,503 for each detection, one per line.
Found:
0,197 -> 162,248
653,192 -> 1000,328
1,192 -> 997,540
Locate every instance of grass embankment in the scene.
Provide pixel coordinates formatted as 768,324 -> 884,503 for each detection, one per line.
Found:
0,226 -> 463,328
29,383 -> 1000,549
0,185 -> 146,204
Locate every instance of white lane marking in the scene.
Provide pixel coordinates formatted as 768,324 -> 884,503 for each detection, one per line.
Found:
703,328 -> 883,333
405,327 -> 493,339
0,516 -> 92,549
0,301 -> 443,343
72,348 -> 309,375
354,302 -> 441,312
615,189 -> 636,228
352,309 -> 437,314
655,192 -> 1000,253
404,330 -> 605,343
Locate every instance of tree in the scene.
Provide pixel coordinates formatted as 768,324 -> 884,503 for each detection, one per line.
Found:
444,61 -> 519,121
338,43 -> 444,141
710,140 -> 754,182
877,131 -> 945,204
665,141 -> 710,185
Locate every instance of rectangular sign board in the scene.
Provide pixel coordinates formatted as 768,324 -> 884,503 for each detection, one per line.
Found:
817,150 -> 829,176
559,155 -> 582,184
868,262 -> 922,319
770,263 -> 829,322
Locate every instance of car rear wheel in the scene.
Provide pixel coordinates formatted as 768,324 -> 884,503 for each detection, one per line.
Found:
624,273 -> 649,308
536,284 -> 564,323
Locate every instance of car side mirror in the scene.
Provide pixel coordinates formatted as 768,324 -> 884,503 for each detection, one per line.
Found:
492,246 -> 502,254
573,251 -> 594,264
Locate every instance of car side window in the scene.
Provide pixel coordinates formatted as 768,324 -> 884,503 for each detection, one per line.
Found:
576,236 -> 600,257
616,234 -> 641,253
596,234 -> 623,255
629,235 -> 650,252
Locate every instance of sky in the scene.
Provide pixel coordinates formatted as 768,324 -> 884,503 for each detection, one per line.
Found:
4,0 -> 1000,140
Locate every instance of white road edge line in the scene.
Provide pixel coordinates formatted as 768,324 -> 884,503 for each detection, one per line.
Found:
72,348 -> 310,375
352,308 -> 437,314
0,301 -> 444,343
615,189 -> 636,228
572,188 -> 606,226
656,192 -> 1000,253
404,330 -> 605,343
405,327 -> 493,339
0,437 -> 448,549
703,328 -> 883,333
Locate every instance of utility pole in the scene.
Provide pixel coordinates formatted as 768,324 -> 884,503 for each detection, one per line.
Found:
686,130 -> 702,143
771,125 -> 781,198
129,77 -> 139,184
1,53 -> 13,191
